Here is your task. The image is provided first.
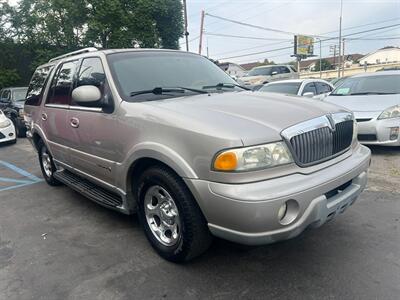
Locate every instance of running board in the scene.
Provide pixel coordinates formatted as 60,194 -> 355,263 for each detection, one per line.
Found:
54,170 -> 123,208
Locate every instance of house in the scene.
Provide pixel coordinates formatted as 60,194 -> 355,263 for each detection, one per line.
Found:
358,46 -> 400,65
299,54 -> 363,72
218,62 -> 246,78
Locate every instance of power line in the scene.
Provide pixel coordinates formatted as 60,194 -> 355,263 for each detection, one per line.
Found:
204,33 -> 290,41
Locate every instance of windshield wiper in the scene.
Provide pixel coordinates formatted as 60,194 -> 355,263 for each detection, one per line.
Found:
349,92 -> 396,95
329,93 -> 346,96
202,82 -> 251,91
130,87 -> 208,97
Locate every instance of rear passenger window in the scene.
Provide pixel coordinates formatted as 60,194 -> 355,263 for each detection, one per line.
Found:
26,66 -> 54,106
315,82 -> 332,94
47,61 -> 78,105
279,66 -> 290,73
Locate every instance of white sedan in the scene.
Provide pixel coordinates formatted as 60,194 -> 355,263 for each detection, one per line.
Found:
258,79 -> 334,100
0,110 -> 16,145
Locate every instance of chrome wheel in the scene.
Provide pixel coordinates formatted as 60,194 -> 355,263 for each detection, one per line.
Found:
41,148 -> 53,178
144,185 -> 181,247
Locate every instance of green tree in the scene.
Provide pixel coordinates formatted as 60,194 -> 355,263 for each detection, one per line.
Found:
314,59 -> 332,71
0,68 -> 20,89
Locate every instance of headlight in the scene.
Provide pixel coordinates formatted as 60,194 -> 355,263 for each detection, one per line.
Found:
0,119 -> 11,128
378,105 -> 400,120
213,142 -> 293,172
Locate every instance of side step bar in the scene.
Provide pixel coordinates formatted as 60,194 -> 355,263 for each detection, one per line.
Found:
54,170 -> 123,208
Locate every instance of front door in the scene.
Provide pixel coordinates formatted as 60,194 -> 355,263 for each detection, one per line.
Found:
67,57 -> 120,186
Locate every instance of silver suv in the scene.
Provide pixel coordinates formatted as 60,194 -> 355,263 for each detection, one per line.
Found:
240,65 -> 299,89
24,48 -> 371,262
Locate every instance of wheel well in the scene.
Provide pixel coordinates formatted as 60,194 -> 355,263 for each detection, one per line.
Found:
128,157 -> 174,188
32,132 -> 42,151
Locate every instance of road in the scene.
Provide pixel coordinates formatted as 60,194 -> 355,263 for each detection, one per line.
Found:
0,139 -> 399,299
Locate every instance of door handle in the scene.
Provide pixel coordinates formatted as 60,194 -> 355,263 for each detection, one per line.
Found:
70,117 -> 79,128
41,113 -> 48,121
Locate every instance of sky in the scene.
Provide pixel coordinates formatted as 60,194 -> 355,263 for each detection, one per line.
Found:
181,0 -> 400,64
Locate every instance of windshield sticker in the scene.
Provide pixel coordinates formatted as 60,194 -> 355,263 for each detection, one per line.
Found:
336,87 -> 350,95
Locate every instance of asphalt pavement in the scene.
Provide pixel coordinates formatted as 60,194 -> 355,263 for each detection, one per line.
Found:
0,139 -> 399,300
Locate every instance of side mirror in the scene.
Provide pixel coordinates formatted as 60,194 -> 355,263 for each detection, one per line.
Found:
271,71 -> 278,76
72,85 -> 102,105
303,92 -> 315,98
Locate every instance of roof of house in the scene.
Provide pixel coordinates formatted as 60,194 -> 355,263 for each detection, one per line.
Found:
359,46 -> 400,61
299,53 -> 364,69
218,62 -> 245,71
239,62 -> 268,70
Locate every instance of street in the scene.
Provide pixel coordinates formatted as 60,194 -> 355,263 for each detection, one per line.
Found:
0,139 -> 399,299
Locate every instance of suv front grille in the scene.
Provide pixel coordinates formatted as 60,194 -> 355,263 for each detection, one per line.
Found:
282,113 -> 354,167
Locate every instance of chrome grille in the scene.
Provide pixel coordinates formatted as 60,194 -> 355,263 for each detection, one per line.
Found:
282,113 -> 354,167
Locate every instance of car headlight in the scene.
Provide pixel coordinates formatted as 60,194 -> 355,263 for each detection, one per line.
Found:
213,142 -> 293,172
378,105 -> 400,120
0,119 -> 11,128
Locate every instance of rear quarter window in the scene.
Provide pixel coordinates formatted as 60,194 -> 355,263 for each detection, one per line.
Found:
25,65 -> 54,106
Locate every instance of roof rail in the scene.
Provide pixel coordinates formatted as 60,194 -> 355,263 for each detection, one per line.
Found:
48,47 -> 98,63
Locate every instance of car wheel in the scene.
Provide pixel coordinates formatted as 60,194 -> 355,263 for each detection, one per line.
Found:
137,166 -> 212,262
38,140 -> 61,186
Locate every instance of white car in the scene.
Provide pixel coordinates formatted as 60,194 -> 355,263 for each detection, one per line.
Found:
0,110 -> 16,144
240,65 -> 298,89
259,79 -> 335,100
326,71 -> 400,146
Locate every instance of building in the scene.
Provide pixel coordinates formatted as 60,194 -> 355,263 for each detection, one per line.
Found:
358,46 -> 400,65
218,62 -> 246,78
299,53 -> 364,72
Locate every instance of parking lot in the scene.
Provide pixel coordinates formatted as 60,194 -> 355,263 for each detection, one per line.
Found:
0,139 -> 399,299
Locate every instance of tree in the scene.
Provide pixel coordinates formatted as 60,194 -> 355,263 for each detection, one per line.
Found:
0,68 -> 20,89
314,59 -> 332,71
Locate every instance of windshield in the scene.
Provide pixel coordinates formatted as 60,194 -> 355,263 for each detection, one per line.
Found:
259,82 -> 301,95
247,67 -> 273,77
331,75 -> 400,95
107,51 -> 238,102
13,89 -> 28,101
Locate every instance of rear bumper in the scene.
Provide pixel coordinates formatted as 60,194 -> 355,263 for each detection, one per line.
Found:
185,144 -> 371,245
357,117 -> 400,146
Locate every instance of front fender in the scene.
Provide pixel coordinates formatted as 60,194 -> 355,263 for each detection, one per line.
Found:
117,142 -> 198,192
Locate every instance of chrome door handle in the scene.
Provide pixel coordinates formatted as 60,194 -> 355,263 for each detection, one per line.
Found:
70,117 -> 79,128
41,113 -> 48,121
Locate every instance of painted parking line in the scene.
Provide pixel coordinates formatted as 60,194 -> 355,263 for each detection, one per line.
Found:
0,160 -> 43,192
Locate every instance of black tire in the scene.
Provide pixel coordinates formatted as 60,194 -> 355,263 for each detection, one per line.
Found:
137,166 -> 212,262
37,139 -> 62,186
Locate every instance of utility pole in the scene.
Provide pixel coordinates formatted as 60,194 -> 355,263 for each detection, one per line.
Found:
183,0 -> 189,51
342,38 -> 346,77
316,38 -> 322,78
198,10 -> 205,55
337,0 -> 343,78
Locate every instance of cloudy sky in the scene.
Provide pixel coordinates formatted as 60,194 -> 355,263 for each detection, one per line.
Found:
182,0 -> 400,64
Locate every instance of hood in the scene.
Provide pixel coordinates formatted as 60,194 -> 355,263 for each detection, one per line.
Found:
143,91 -> 347,146
13,101 -> 24,109
326,94 -> 400,117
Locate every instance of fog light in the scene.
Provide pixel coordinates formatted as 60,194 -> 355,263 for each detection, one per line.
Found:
278,203 -> 287,221
390,127 -> 399,140
9,133 -> 14,137
278,199 -> 300,225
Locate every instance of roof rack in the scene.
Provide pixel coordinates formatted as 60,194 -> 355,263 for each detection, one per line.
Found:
48,47 -> 98,63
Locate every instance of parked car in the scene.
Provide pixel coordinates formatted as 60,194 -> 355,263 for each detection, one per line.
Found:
259,79 -> 334,100
0,109 -> 16,145
326,71 -> 400,146
25,48 -> 370,262
0,87 -> 29,137
240,65 -> 298,90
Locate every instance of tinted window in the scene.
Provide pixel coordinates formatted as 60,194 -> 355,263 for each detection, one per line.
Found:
315,82 -> 332,94
47,61 -> 78,105
107,52 -> 237,102
26,66 -> 54,106
331,75 -> 400,95
302,83 -> 317,95
248,67 -> 273,76
279,66 -> 290,74
260,82 -> 301,95
1,90 -> 11,101
272,67 -> 280,74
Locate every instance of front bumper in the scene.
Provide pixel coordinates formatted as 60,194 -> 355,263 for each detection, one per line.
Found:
0,123 -> 16,143
357,117 -> 400,146
185,144 -> 371,245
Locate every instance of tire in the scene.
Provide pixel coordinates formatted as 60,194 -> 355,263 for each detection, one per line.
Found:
137,166 -> 212,262
37,139 -> 61,186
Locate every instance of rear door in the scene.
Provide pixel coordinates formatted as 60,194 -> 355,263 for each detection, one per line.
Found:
67,57 -> 120,186
40,60 -> 79,165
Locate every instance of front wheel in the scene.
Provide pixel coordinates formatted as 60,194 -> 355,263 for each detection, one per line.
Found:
38,140 -> 61,186
137,166 -> 212,262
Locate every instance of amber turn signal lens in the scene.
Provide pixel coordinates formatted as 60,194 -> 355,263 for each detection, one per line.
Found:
213,151 -> 238,171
